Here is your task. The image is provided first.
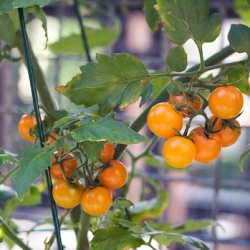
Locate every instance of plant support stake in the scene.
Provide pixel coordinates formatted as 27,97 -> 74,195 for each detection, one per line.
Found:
18,8 -> 64,250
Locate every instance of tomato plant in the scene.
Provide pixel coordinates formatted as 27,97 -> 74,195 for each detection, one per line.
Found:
81,186 -> 113,216
147,102 -> 183,138
208,85 -> 244,119
18,114 -> 37,141
98,159 -> 128,189
190,127 -> 222,164
100,143 -> 115,163
52,178 -> 84,209
50,151 -> 78,179
162,136 -> 196,168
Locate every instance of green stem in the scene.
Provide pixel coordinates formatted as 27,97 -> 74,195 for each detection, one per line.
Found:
0,216 -> 32,250
70,205 -> 82,236
15,31 -> 56,111
0,165 -> 20,184
76,211 -> 91,250
114,45 -> 235,160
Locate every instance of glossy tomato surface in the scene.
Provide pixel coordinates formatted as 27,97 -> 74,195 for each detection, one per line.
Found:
100,143 -> 115,163
147,102 -> 183,138
18,114 -> 37,141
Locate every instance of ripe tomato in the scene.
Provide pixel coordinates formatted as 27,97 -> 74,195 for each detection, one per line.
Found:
169,93 -> 201,117
147,102 -> 183,138
18,114 -> 37,141
98,160 -> 128,189
100,143 -> 115,163
208,86 -> 243,119
50,151 -> 78,179
162,136 -> 196,168
81,186 -> 113,216
210,116 -> 241,147
52,178 -> 84,209
45,131 -> 58,146
190,127 -> 221,164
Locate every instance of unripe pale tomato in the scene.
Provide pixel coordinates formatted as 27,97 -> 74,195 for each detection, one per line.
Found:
98,160 -> 128,189
81,186 -> 113,216
100,143 -> 115,163
210,116 -> 241,147
52,178 -> 84,209
18,114 -> 37,141
169,93 -> 201,117
50,151 -> 78,179
190,127 -> 221,164
208,86 -> 243,119
147,102 -> 183,138
162,136 -> 196,168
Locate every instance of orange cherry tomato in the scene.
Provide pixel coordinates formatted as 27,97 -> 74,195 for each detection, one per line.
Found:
162,136 -> 196,168
100,143 -> 115,163
147,102 -> 183,138
210,115 -> 241,147
169,93 -> 201,117
208,86 -> 243,119
98,160 -> 128,189
52,178 -> 84,209
45,131 -> 58,146
18,114 -> 37,141
50,151 -> 78,179
81,186 -> 113,216
190,127 -> 221,164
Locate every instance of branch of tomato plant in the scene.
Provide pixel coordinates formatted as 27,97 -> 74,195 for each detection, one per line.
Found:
114,45 -> 235,160
0,165 -> 19,185
0,216 -> 32,250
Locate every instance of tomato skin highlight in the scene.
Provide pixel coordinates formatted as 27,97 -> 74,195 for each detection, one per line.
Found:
81,186 -> 113,216
100,143 -> 115,163
18,114 -> 37,141
169,93 -> 201,117
162,136 -> 196,168
147,102 -> 183,138
98,160 -> 128,189
210,116 -> 241,147
208,86 -> 243,119
50,151 -> 78,179
52,179 -> 84,209
190,127 -> 221,164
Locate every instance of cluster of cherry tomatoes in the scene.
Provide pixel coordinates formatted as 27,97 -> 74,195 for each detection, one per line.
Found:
147,85 -> 243,168
17,114 -> 128,216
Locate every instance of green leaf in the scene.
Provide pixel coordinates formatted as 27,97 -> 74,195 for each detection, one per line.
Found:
181,235 -> 210,250
0,45 -> 21,63
166,46 -> 187,72
0,149 -> 17,166
234,0 -> 250,25
0,0 -> 52,14
91,226 -> 145,250
0,14 -> 16,47
71,115 -> 148,144
155,0 -> 221,46
219,65 -> 250,95
27,6 -> 48,49
79,141 -> 104,163
239,144 -> 250,172
49,20 -> 120,55
113,197 -> 134,209
228,24 -> 250,58
56,53 -> 153,116
16,185 -> 41,206
143,0 -> 161,32
130,190 -> 168,223
12,147 -> 54,198
151,76 -> 171,98
0,185 -> 15,202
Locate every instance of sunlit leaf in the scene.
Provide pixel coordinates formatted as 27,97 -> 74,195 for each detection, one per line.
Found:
151,76 -> 171,98
155,0 -> 221,46
56,53 -> 153,116
234,0 -> 250,25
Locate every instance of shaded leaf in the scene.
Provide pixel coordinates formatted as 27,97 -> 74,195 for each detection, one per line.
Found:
71,115 -> 148,144
0,149 -> 17,166
0,185 -> 15,202
79,141 -> 104,163
166,46 -> 187,72
12,147 -> 54,198
56,53 -> 153,116
130,190 -> 168,223
0,14 -> 16,47
182,235 -> 210,250
239,144 -> 250,172
155,0 -> 221,45
228,24 -> 250,58
16,185 -> 41,206
143,0 -> 161,32
91,226 -> 144,250
0,0 -> 52,14
49,21 -> 120,55
151,76 -> 171,98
